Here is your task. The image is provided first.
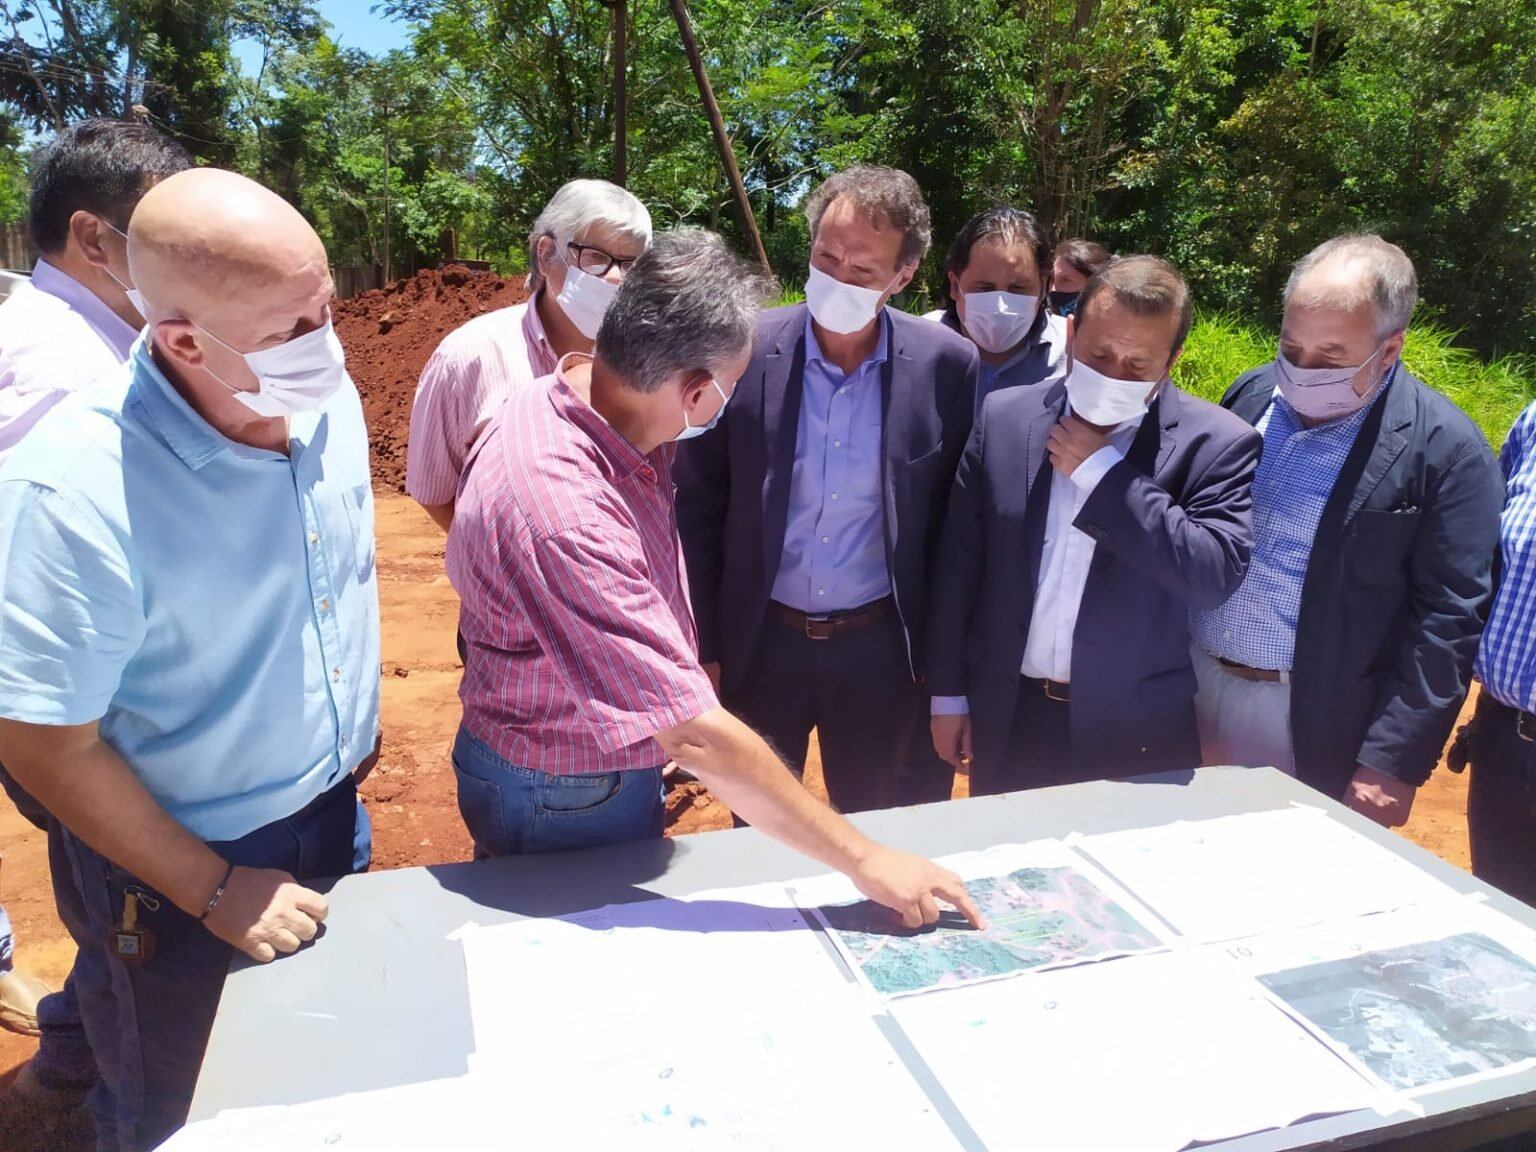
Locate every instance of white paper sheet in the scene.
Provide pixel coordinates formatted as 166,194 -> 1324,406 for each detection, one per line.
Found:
458,888 -> 854,1067
466,998 -> 965,1151
892,948 -> 1397,1152
1071,806 -> 1460,943
158,1075 -> 506,1151
805,839 -> 1174,999
1219,901 -> 1536,1096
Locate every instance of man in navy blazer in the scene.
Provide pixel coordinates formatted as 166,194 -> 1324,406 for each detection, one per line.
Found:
927,257 -> 1260,792
1191,235 -> 1501,826
675,166 -> 979,813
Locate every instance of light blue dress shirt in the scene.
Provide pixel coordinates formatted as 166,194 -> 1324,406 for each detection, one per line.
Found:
1476,400 -> 1536,712
770,312 -> 892,613
0,336 -> 381,842
1190,369 -> 1388,671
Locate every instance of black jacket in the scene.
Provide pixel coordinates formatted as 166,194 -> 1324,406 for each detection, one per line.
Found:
927,380 -> 1260,776
1223,364 -> 1503,799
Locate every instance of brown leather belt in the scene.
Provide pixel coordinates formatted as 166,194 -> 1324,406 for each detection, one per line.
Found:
1216,656 -> 1288,684
769,596 -> 893,641
1022,676 -> 1071,703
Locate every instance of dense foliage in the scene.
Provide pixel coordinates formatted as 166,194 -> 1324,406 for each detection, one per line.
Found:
3,0 -> 1533,358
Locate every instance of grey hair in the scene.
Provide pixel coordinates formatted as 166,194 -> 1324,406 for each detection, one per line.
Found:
1284,234 -> 1418,339
597,228 -> 778,394
803,165 -> 932,269
527,178 -> 653,289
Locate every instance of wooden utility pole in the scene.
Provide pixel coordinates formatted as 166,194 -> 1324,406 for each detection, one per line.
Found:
668,0 -> 771,273
380,94 -> 392,285
605,0 -> 628,187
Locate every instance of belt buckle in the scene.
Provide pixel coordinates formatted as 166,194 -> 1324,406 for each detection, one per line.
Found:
804,615 -> 832,642
1518,712 -> 1536,744
1045,680 -> 1070,703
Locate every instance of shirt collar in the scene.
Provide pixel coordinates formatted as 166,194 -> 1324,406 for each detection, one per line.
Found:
521,289 -> 559,375
126,334 -> 242,471
804,308 -> 891,377
30,258 -> 140,361
549,352 -> 658,483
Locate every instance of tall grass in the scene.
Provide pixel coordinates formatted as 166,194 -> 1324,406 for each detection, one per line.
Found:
1173,313 -> 1536,447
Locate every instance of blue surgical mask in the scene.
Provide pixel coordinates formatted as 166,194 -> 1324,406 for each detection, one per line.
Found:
676,379 -> 730,441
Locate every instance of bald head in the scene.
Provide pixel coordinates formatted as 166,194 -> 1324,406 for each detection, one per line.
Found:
129,168 -> 330,329
128,169 -> 336,417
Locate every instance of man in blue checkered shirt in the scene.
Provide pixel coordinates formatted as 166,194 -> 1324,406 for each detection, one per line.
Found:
1461,401 -> 1536,905
1190,234 -> 1502,827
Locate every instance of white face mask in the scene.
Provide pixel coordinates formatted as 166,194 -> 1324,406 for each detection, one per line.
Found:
101,220 -> 146,321
804,263 -> 895,335
1274,345 -> 1386,421
554,254 -> 620,341
196,314 -> 350,418
961,290 -> 1038,354
675,379 -> 731,442
1064,355 -> 1159,427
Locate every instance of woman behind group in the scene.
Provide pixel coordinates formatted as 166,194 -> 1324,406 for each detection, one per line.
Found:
925,206 -> 1067,409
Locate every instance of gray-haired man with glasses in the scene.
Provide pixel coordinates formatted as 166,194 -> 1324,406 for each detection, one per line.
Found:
406,178 -> 653,531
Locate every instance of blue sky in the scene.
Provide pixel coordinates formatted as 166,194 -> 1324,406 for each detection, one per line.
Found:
232,0 -> 411,74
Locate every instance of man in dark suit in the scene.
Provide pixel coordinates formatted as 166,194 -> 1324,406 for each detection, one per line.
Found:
675,165 -> 980,813
926,256 -> 1260,793
1190,234 -> 1502,827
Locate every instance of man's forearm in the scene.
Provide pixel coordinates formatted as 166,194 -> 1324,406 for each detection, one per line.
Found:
660,708 -> 873,875
0,719 -> 227,916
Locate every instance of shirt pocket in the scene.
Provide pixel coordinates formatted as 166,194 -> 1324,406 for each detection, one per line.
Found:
340,482 -> 377,583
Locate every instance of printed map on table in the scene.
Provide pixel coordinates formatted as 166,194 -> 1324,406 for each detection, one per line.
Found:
1258,931 -> 1536,1093
813,864 -> 1166,998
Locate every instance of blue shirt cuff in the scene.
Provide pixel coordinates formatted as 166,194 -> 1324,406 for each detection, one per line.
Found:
931,695 -> 970,716
1070,444 -> 1124,494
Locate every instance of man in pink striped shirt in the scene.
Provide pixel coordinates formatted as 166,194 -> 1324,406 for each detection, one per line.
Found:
407,179 -> 652,531
447,229 -> 982,930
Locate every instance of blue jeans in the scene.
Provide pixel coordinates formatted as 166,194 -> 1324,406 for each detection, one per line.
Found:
54,778 -> 359,1152
452,727 -> 665,856
1,758 -> 100,1089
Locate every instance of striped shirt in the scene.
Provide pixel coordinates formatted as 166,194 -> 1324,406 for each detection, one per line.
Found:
1191,371 -> 1387,671
446,354 -> 717,774
405,292 -> 558,506
1476,401 -> 1536,712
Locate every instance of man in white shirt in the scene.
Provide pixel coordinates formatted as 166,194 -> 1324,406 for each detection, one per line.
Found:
0,117 -> 190,1109
927,256 -> 1260,794
0,119 -> 191,460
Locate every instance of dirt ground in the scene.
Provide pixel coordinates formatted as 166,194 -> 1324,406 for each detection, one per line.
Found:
0,490 -> 1479,1097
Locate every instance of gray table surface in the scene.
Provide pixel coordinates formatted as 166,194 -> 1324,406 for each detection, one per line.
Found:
192,766 -> 1536,1149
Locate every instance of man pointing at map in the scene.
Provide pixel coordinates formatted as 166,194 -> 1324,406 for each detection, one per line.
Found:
447,228 -> 982,930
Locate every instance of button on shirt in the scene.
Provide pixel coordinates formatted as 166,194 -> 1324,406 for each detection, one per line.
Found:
405,293 -> 559,506
932,409 -> 1140,715
0,336 -> 382,842
447,355 -> 718,775
0,259 -> 138,462
1190,371 -> 1387,671
770,312 -> 891,612
1476,401 -> 1536,712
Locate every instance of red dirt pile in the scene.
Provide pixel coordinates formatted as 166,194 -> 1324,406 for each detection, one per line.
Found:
335,266 -> 530,491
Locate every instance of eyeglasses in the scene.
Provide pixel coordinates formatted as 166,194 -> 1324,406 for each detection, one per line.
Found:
566,241 -> 638,278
